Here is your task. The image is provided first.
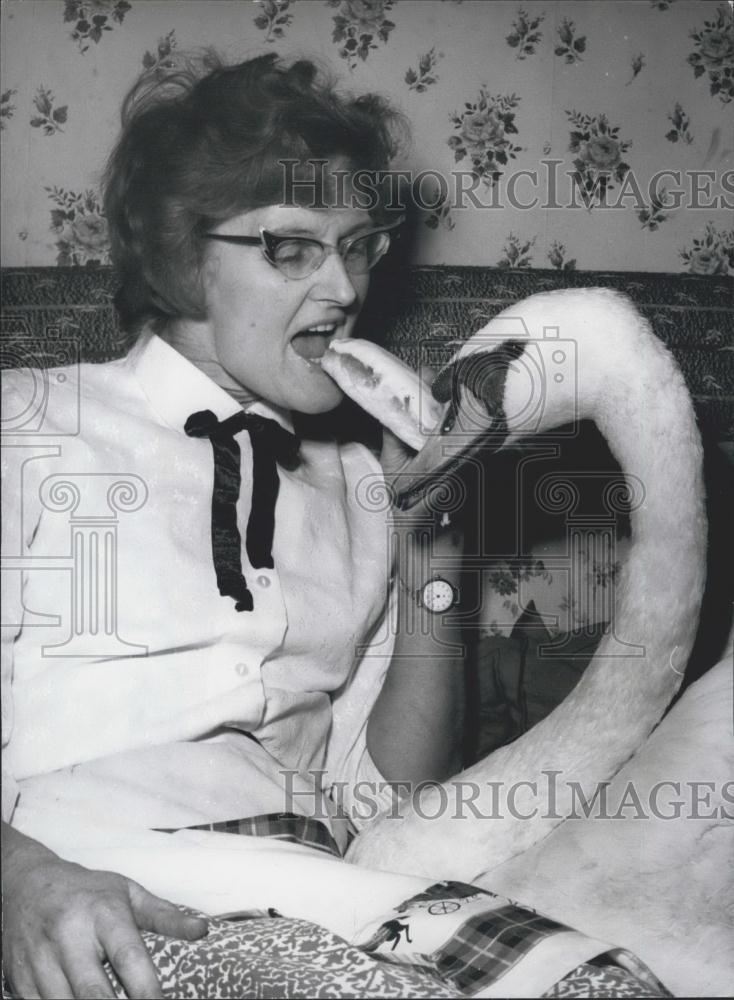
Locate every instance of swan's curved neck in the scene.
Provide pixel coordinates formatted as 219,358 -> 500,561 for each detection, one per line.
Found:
462,319 -> 706,845
579,335 -> 707,752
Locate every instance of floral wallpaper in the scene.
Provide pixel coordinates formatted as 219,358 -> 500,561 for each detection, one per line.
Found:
1,0 -> 732,273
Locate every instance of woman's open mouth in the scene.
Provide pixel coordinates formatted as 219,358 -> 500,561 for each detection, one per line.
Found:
290,323 -> 339,362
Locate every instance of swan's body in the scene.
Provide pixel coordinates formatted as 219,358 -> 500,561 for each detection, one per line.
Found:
478,650 -> 734,997
348,288 -> 708,878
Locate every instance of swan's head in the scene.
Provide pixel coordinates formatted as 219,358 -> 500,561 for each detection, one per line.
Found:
395,329 -> 581,510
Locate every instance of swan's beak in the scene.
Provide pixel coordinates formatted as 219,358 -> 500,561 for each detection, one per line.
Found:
393,421 -> 503,510
393,341 -> 526,510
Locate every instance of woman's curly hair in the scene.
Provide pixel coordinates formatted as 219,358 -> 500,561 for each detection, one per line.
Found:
103,51 -> 407,333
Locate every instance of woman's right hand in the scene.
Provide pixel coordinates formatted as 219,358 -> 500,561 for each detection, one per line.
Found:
2,824 -> 207,1000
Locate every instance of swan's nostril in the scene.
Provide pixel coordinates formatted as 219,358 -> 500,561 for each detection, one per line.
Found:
441,409 -> 457,434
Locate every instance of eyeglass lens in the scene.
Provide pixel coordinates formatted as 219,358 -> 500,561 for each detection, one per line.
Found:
271,230 -> 391,278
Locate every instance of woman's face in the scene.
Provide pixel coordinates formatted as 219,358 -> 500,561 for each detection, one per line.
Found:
197,203 -> 374,414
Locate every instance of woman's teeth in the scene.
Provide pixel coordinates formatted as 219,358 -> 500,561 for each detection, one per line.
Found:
291,325 -> 337,360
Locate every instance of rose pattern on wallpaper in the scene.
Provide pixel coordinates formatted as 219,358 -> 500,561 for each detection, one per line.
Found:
410,173 -> 456,229
404,47 -> 442,92
423,189 -> 455,231
1,1 -> 730,277
64,0 -> 132,53
142,30 -> 178,75
327,0 -> 396,69
547,241 -> 577,271
496,233 -> 536,269
506,7 -> 545,60
680,222 -> 734,275
448,90 -> 522,187
637,189 -> 674,231
46,187 -> 111,266
554,18 -> 586,64
0,88 -> 17,130
484,559 -> 554,636
30,86 -> 68,136
687,6 -> 734,103
253,0 -> 297,44
665,102 -> 694,143
566,110 -> 632,206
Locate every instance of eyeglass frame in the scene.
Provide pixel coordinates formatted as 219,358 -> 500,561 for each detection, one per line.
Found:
202,215 -> 405,279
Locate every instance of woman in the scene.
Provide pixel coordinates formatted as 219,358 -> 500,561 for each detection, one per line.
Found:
2,52 -> 468,999
2,52 -> 671,1000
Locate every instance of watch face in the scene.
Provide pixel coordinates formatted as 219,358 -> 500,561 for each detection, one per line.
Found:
421,578 -> 455,613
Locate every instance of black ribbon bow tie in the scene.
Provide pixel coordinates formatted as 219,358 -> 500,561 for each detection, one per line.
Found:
184,409 -> 301,612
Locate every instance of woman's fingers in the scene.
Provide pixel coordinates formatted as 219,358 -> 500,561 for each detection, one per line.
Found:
60,942 -> 118,1000
5,955 -> 41,1000
127,882 -> 208,940
87,911 -> 162,1000
32,948 -> 75,1000
379,427 -> 415,478
2,838 -> 205,1000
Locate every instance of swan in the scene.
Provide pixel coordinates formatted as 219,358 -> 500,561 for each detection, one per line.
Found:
347,288 -> 709,878
477,650 -> 734,997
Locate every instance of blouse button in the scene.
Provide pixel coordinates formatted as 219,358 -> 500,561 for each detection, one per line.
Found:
256,575 -> 271,588
235,662 -> 248,676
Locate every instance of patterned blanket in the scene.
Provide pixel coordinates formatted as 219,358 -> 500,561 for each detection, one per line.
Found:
2,814 -> 671,999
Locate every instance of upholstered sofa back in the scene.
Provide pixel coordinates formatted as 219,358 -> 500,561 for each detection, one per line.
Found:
2,265 -> 732,440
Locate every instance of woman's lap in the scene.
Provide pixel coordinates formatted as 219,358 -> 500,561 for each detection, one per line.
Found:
4,814 -> 672,998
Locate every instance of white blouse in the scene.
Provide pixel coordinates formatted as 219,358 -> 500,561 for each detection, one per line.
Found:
1,331 -> 397,846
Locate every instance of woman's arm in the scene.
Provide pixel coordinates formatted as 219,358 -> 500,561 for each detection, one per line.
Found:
366,430 -> 466,786
2,821 -> 207,1000
366,527 -> 465,785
